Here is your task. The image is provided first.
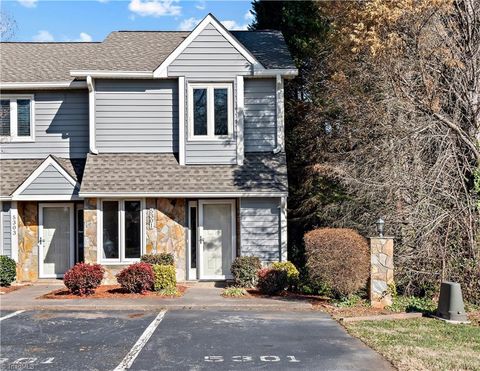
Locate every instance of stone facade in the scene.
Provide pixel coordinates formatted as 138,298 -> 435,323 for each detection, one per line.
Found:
370,237 -> 394,308
17,202 -> 39,282
83,197 -> 186,283
146,198 -> 186,281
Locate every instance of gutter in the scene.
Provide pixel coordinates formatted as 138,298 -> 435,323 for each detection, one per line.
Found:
86,76 -> 98,155
71,70 -> 154,78
0,81 -> 87,90
79,192 -> 288,198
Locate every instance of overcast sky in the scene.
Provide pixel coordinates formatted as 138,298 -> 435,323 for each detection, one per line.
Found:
2,0 -> 254,42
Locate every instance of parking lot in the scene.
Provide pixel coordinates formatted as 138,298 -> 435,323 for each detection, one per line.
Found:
0,309 -> 392,370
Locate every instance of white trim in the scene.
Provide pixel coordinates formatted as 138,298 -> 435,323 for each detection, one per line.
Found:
0,94 -> 35,143
0,197 -> 12,201
10,201 -> 18,262
154,14 -> 264,78
87,76 -> 98,154
198,199 -> 236,280
12,195 -> 82,201
0,81 -> 87,90
253,69 -> 298,78
70,70 -> 153,78
187,201 -> 198,280
280,196 -> 288,262
98,199 -> 145,264
274,74 -> 285,153
38,203 -> 75,278
178,76 -> 186,165
187,82 -> 233,141
236,75 -> 245,165
12,156 -> 79,199
80,192 -> 288,198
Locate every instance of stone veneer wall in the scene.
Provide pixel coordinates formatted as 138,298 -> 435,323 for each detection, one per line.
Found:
83,198 -> 186,283
370,237 -> 394,308
146,198 -> 186,281
17,202 -> 39,282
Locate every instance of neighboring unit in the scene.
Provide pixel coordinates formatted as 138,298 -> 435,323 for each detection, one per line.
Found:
0,14 -> 296,282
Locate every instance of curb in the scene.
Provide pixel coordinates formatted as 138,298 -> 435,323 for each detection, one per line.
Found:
339,312 -> 423,323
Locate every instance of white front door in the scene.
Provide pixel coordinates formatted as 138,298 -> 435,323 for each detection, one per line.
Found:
198,200 -> 236,280
39,203 -> 74,278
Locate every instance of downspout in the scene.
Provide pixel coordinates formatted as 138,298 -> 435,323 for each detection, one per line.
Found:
273,74 -> 284,154
87,76 -> 98,155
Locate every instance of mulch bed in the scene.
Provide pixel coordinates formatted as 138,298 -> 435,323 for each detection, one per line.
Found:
39,284 -> 187,299
0,285 -> 29,295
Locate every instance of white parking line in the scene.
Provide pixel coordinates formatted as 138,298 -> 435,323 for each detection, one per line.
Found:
0,310 -> 25,322
113,310 -> 166,371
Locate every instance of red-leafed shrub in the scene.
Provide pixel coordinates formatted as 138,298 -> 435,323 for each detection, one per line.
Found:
63,263 -> 105,296
257,268 -> 288,295
304,228 -> 370,298
116,262 -> 154,293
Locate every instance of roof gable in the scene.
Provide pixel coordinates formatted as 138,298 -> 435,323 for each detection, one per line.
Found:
153,14 -> 264,78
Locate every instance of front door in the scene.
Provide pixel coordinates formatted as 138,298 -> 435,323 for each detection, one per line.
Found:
39,203 -> 74,278
198,200 -> 236,280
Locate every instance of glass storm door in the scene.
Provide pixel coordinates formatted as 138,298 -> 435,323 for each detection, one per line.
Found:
39,203 -> 74,278
198,200 -> 235,279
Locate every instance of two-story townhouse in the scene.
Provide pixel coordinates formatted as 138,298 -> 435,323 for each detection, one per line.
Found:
0,14 -> 297,282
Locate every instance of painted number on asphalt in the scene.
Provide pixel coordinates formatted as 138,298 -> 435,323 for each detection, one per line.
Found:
0,357 -> 55,369
205,355 -> 300,363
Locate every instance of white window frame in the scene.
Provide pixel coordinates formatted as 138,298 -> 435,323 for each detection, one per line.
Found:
99,199 -> 146,264
0,94 -> 35,142
188,82 -> 233,141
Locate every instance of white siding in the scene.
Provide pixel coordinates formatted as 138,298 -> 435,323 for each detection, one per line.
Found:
1,202 -> 11,257
20,164 -> 77,196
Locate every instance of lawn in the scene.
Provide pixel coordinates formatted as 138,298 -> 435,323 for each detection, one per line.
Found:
344,318 -> 480,371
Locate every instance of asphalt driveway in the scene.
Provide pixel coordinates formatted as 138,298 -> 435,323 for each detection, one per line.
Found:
0,309 -> 393,370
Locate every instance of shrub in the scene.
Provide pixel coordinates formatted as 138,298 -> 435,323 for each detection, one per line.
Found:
257,268 -> 288,295
152,264 -> 176,291
223,287 -> 247,297
231,256 -> 262,287
0,256 -> 16,287
116,262 -> 154,293
63,263 -> 104,296
388,295 -> 437,314
271,261 -> 299,288
140,253 -> 174,266
304,228 -> 370,298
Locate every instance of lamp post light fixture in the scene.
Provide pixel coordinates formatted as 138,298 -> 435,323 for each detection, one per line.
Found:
376,218 -> 385,237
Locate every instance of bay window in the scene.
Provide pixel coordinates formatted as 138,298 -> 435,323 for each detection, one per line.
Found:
101,200 -> 143,262
0,95 -> 34,141
188,83 -> 232,140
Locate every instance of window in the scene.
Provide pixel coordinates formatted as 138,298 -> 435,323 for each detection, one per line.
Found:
189,83 -> 233,139
101,200 -> 144,263
0,95 -> 34,142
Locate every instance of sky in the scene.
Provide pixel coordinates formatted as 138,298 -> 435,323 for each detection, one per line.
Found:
1,0 -> 255,42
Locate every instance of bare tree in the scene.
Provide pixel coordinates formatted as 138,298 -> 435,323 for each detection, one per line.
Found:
0,11 -> 17,41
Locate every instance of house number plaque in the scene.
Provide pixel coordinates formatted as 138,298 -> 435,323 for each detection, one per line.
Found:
146,208 -> 155,229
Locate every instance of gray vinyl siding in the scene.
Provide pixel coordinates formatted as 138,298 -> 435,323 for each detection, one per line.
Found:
20,164 -> 78,196
185,140 -> 237,164
244,79 -> 277,152
95,80 -> 178,153
240,198 -> 281,262
1,202 -> 11,257
0,90 -> 89,159
168,24 -> 252,78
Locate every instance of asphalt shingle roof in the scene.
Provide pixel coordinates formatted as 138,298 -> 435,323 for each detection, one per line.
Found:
80,152 -> 287,195
0,157 -> 86,197
1,30 -> 295,83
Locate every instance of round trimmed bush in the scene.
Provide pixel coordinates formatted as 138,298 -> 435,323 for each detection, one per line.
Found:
304,228 -> 369,298
231,256 -> 262,288
140,253 -> 174,266
271,261 -> 299,288
116,262 -> 154,293
152,264 -> 176,291
0,256 -> 16,287
257,268 -> 288,295
63,263 -> 104,296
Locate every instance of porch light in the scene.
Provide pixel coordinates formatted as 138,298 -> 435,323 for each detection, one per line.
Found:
376,218 -> 385,237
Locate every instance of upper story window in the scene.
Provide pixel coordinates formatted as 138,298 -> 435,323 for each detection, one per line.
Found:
188,83 -> 233,140
0,95 -> 35,142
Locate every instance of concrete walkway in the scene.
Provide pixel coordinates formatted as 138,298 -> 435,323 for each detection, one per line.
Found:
0,283 -> 312,311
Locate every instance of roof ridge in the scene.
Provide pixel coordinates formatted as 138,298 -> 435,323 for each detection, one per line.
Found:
0,41 -> 100,44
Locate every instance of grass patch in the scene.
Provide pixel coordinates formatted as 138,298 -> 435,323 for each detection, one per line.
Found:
222,287 -> 247,297
345,318 -> 480,370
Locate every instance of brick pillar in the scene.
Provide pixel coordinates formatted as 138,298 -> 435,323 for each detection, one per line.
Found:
369,237 -> 394,308
83,198 -> 98,264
